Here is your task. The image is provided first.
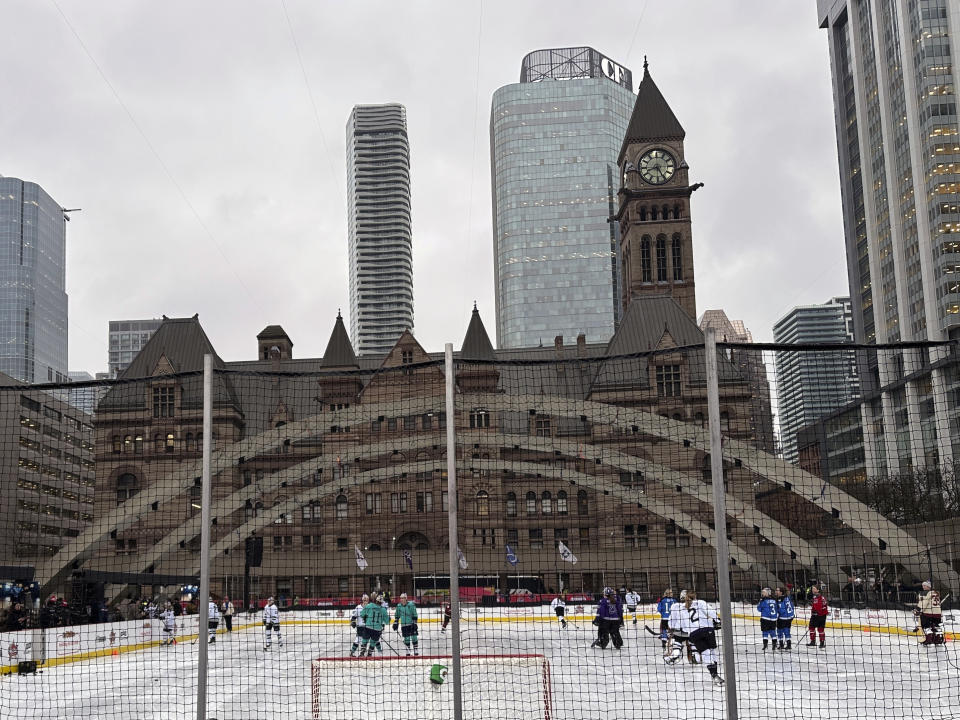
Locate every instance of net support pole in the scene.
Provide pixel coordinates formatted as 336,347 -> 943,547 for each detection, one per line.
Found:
196,354 -> 214,720
705,328 -> 738,719
444,343 -> 463,720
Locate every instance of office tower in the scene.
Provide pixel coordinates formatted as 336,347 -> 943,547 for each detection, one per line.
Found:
0,175 -> 68,383
346,103 -> 414,356
699,310 -> 775,453
818,0 -> 959,469
491,47 -> 636,349
773,297 -> 860,463
109,318 -> 163,375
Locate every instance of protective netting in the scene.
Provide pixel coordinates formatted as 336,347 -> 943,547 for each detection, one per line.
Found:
1,336 -> 959,719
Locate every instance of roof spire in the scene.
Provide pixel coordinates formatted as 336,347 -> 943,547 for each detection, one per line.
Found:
337,308 -> 342,319
473,300 -> 478,311
643,55 -> 648,73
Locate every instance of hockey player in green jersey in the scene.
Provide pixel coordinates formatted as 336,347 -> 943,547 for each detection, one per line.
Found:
392,592 -> 419,656
360,592 -> 390,656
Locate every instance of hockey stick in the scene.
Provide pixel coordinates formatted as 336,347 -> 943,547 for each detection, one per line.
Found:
379,634 -> 402,657
643,624 -> 662,638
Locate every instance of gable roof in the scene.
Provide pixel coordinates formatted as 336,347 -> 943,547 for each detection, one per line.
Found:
618,62 -> 685,163
321,313 -> 358,368
460,304 -> 496,361
606,296 -> 703,356
256,325 -> 290,340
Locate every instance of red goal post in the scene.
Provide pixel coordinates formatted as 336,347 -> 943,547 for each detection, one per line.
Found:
311,653 -> 552,720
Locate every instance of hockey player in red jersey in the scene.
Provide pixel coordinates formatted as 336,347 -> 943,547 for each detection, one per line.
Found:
807,585 -> 828,648
440,601 -> 452,632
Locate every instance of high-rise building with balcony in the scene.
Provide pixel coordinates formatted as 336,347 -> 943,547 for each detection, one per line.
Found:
109,318 -> 163,375
346,104 -> 413,356
0,175 -> 68,384
817,0 -> 960,470
490,47 -> 636,349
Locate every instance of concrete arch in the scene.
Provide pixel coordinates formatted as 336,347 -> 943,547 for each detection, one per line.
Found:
467,392 -> 960,589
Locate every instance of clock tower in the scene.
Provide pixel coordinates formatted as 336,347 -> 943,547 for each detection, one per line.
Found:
614,60 -> 702,320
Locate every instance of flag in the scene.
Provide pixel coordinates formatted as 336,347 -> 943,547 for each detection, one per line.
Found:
355,545 -> 368,571
819,480 -> 828,500
403,549 -> 413,570
557,540 -> 578,564
457,546 -> 468,570
505,545 -> 518,566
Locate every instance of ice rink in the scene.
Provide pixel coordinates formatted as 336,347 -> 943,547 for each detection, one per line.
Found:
2,605 -> 959,719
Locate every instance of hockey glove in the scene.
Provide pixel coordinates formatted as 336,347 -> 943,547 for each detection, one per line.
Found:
591,617 -> 600,627
713,620 -> 722,630
350,618 -> 357,629
392,621 -> 399,632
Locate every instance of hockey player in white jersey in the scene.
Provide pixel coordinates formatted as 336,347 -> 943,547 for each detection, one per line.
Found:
550,595 -> 567,629
668,589 -> 723,685
624,588 -> 641,625
263,597 -> 282,650
349,593 -> 369,657
160,601 -> 176,646
207,597 -> 221,644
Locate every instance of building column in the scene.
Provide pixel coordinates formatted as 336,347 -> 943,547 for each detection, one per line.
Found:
929,345 -> 956,469
877,352 -> 901,474
902,348 -> 928,470
859,402 -> 881,477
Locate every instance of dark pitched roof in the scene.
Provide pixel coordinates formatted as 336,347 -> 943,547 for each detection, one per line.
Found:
618,62 -> 685,162
257,325 -> 290,340
460,304 -> 496,361
320,313 -> 358,368
606,296 -> 703,356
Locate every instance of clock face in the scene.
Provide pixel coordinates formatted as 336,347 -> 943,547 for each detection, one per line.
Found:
639,149 -> 676,185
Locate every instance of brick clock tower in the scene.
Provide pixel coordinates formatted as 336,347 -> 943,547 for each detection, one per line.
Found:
615,60 -> 702,320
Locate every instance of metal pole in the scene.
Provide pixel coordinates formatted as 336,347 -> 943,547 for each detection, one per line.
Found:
196,354 -> 214,720
444,343 -> 463,720
705,328 -> 739,719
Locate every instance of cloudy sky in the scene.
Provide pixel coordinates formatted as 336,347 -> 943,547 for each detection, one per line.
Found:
2,0 -> 846,373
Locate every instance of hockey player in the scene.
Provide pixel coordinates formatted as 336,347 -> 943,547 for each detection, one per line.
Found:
624,587 -> 640,625
757,587 -> 778,651
551,595 -> 567,629
263,596 -> 283,650
915,581 -> 944,645
221,597 -> 234,632
350,593 -> 369,657
160,601 -> 176,646
393,593 -> 419,656
656,588 -> 676,649
360,593 -> 389,656
668,589 -> 723,685
592,587 -> 623,650
807,584 -> 828,648
665,590 -> 698,665
775,587 -> 795,650
207,596 -> 221,644
440,601 -> 452,633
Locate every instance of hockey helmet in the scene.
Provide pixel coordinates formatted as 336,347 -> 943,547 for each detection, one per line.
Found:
603,586 -> 614,596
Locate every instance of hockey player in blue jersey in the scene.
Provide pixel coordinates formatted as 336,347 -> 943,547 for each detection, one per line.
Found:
775,586 -> 795,650
757,587 -> 779,651
656,588 -> 676,650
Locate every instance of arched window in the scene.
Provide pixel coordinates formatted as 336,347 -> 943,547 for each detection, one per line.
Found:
526,491 -> 537,515
651,205 -> 658,220
672,233 -> 683,281
134,434 -> 143,453
185,433 -> 194,452
335,494 -> 348,520
656,235 -> 667,281
116,473 -> 139,505
123,435 -> 133,453
505,492 -> 517,517
476,490 -> 490,517
153,434 -> 162,453
639,206 -> 647,221
577,489 -> 588,515
673,204 -> 682,219
557,490 -> 568,515
112,436 -> 122,453
541,491 -> 552,515
662,204 -> 670,220
641,236 -> 652,282
165,432 -> 175,452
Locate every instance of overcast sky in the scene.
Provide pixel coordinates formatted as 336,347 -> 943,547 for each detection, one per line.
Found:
1,0 -> 846,373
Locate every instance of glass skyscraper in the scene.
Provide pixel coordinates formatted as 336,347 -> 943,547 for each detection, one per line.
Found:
0,176 -> 68,383
818,0 -> 960,470
346,103 -> 414,356
490,47 -> 636,349
109,318 -> 163,375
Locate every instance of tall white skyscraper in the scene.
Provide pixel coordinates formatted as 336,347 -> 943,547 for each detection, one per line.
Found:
346,103 -> 413,356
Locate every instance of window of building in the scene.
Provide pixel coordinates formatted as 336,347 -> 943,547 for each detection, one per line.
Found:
470,408 -> 490,429
577,489 -> 588,515
672,234 -> 683,281
506,528 -> 519,546
441,491 -> 449,512
421,413 -> 433,430
553,528 -> 569,547
656,236 -> 667,281
665,522 -> 690,548
528,528 -> 543,549
476,490 -> 489,516
474,528 -> 495,546
336,539 -> 348,552
641,237 -> 652,282
185,433 -> 194,452
526,491 -> 537,515
541,491 -> 552,515
391,492 -> 408,513
556,490 -> 568,515
624,524 -> 648,548
720,411 -> 730,433
578,527 -> 591,548
656,365 -> 681,397
302,535 -> 321,548
112,435 -> 122,453
365,493 -> 382,515
116,473 -> 139,505
335,494 -> 348,520
403,416 -> 416,431
153,386 -> 175,418
505,492 -> 517,517
338,576 -> 349,593
165,432 -> 176,452
534,416 -> 551,437
416,491 -> 432,513
387,418 -> 397,431
401,350 -> 414,365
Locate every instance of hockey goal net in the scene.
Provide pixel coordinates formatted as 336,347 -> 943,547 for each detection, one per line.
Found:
311,653 -> 552,720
